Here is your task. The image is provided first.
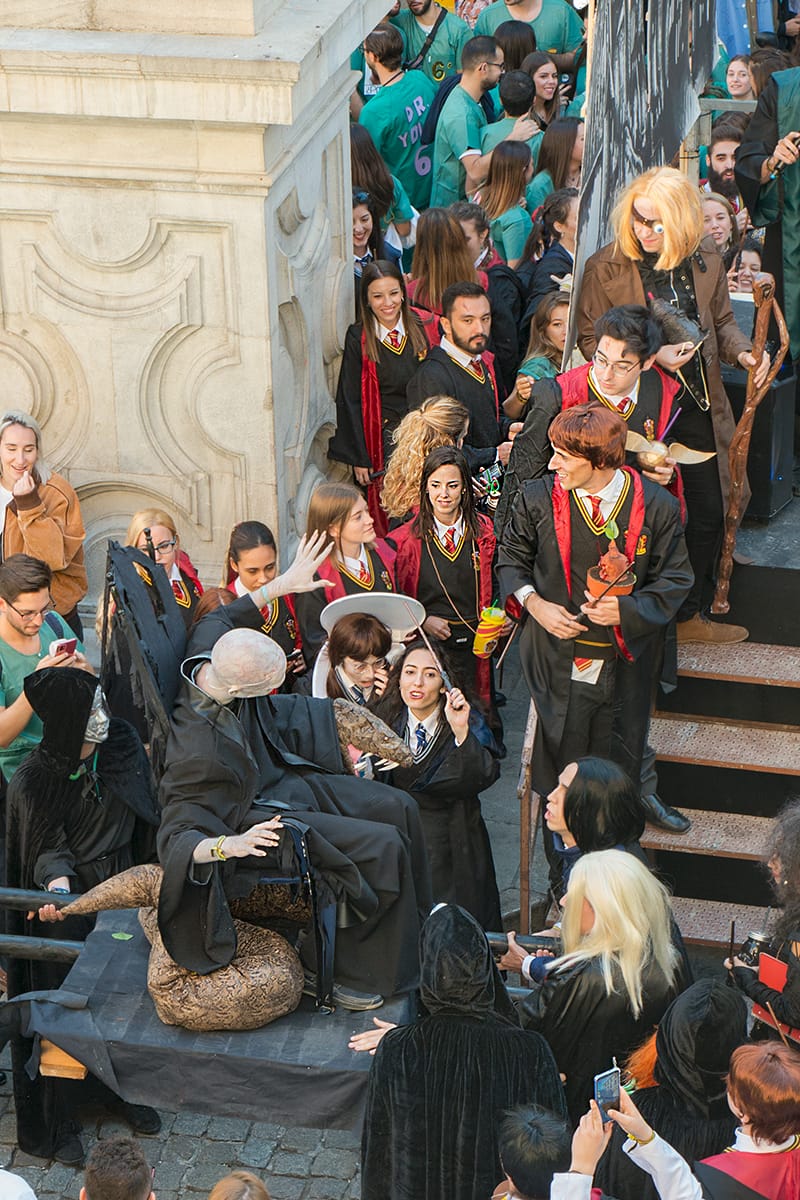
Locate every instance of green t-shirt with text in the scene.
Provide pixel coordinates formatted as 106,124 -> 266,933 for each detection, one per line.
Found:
360,70 -> 438,211
392,7 -> 471,83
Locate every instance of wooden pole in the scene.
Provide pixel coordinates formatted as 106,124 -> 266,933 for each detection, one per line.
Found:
712,274 -> 790,613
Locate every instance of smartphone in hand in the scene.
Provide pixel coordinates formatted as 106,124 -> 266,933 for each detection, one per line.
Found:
593,1066 -> 621,1123
50,637 -> 77,657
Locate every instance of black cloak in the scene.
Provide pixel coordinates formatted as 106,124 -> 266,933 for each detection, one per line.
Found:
595,979 -> 748,1200
157,659 -> 432,997
387,710 -> 502,931
520,953 -> 687,1126
360,905 -> 567,1200
4,667 -> 159,1160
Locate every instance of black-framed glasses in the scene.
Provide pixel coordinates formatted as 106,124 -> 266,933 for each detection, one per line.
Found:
592,352 -> 642,378
631,204 -> 664,233
6,596 -> 55,622
483,60 -> 506,73
147,538 -> 177,556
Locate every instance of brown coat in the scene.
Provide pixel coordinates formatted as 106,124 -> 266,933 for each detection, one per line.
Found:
3,471 -> 87,615
576,237 -> 752,508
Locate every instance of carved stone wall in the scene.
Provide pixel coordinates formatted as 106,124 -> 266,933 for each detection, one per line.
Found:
0,0 -> 386,607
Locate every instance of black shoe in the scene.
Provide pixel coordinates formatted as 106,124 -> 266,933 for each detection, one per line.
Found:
54,1133 -> 85,1167
640,794 -> 691,833
116,1102 -> 162,1134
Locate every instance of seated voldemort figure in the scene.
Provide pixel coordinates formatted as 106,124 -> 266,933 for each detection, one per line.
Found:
157,627 -> 432,1012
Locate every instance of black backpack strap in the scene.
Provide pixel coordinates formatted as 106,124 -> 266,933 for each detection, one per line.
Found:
403,7 -> 447,73
44,612 -> 64,637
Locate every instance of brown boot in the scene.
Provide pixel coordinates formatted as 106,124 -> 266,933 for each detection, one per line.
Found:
676,613 -> 749,644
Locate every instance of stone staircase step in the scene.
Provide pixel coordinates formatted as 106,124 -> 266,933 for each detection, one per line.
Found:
642,809 -> 772,860
671,896 -> 770,949
651,715 -> 800,775
677,642 -> 800,688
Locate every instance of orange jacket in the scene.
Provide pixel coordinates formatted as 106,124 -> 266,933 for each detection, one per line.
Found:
3,472 -> 87,615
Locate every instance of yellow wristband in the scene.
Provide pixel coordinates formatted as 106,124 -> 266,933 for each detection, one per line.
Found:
629,1129 -> 656,1146
211,835 -> 227,861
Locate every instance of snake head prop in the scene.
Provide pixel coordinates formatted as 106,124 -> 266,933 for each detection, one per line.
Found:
332,698 -> 414,772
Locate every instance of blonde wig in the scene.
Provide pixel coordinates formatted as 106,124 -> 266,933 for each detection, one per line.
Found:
124,508 -> 179,549
553,849 -> 679,1019
612,166 -> 705,271
381,395 -> 469,519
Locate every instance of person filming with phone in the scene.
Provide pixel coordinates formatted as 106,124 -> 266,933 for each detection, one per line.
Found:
0,554 -> 91,786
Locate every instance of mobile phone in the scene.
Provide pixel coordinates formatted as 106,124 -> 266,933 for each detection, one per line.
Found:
593,1066 -> 621,1123
51,637 -> 77,657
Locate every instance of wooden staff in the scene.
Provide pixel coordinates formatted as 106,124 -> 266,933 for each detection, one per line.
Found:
712,275 -> 790,614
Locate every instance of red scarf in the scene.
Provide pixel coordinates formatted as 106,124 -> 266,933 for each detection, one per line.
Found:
315,539 -> 396,601
551,467 -> 645,663
360,329 -> 387,537
558,363 -> 686,521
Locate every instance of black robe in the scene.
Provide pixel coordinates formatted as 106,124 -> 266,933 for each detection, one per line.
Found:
5,667 -> 160,1159
595,978 -> 748,1200
520,955 -> 686,1126
157,661 -> 431,997
496,475 -> 693,795
494,366 -> 679,538
406,346 -> 512,471
387,710 -> 502,932
361,905 -> 567,1200
328,322 -> 420,470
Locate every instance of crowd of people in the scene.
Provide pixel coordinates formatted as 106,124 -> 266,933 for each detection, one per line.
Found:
0,1 -> 798,1198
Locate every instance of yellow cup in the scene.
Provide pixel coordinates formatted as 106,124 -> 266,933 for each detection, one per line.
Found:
472,606 -> 506,658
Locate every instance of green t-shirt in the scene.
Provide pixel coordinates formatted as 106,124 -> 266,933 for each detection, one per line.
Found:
360,70 -> 438,212
431,84 -> 487,207
392,7 -> 471,83
518,353 -> 558,380
474,0 -> 584,54
481,116 -> 543,168
525,168 -> 554,214
490,205 -> 531,263
386,175 -> 415,229
0,613 -> 84,778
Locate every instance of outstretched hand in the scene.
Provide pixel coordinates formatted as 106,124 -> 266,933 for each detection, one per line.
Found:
275,532 -> 335,595
348,1017 -> 397,1055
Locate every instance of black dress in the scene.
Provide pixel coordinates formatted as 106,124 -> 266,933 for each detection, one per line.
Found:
361,904 -> 567,1200
387,709 -> 502,931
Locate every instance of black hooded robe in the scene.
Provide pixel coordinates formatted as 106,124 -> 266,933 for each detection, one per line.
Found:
4,667 -> 160,1159
360,905 -> 567,1200
157,660 -> 432,997
595,978 -> 748,1200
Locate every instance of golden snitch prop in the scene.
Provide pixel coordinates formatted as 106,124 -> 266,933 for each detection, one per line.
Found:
625,429 -> 716,471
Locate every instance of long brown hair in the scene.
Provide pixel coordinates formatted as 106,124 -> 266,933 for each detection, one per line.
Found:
413,446 -> 481,541
536,118 -> 583,191
520,51 -> 560,125
350,123 -> 395,220
522,291 -> 571,367
482,141 -> 532,220
305,482 -> 373,561
410,208 -> 479,313
359,261 -> 428,363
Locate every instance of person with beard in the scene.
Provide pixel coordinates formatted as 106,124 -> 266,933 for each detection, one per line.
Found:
357,904 -> 566,1200
702,123 -> 749,235
431,36 -> 536,207
157,628 -> 432,1010
391,0 -> 471,85
407,282 -> 523,472
594,979 -> 749,1200
4,668 -> 161,1164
